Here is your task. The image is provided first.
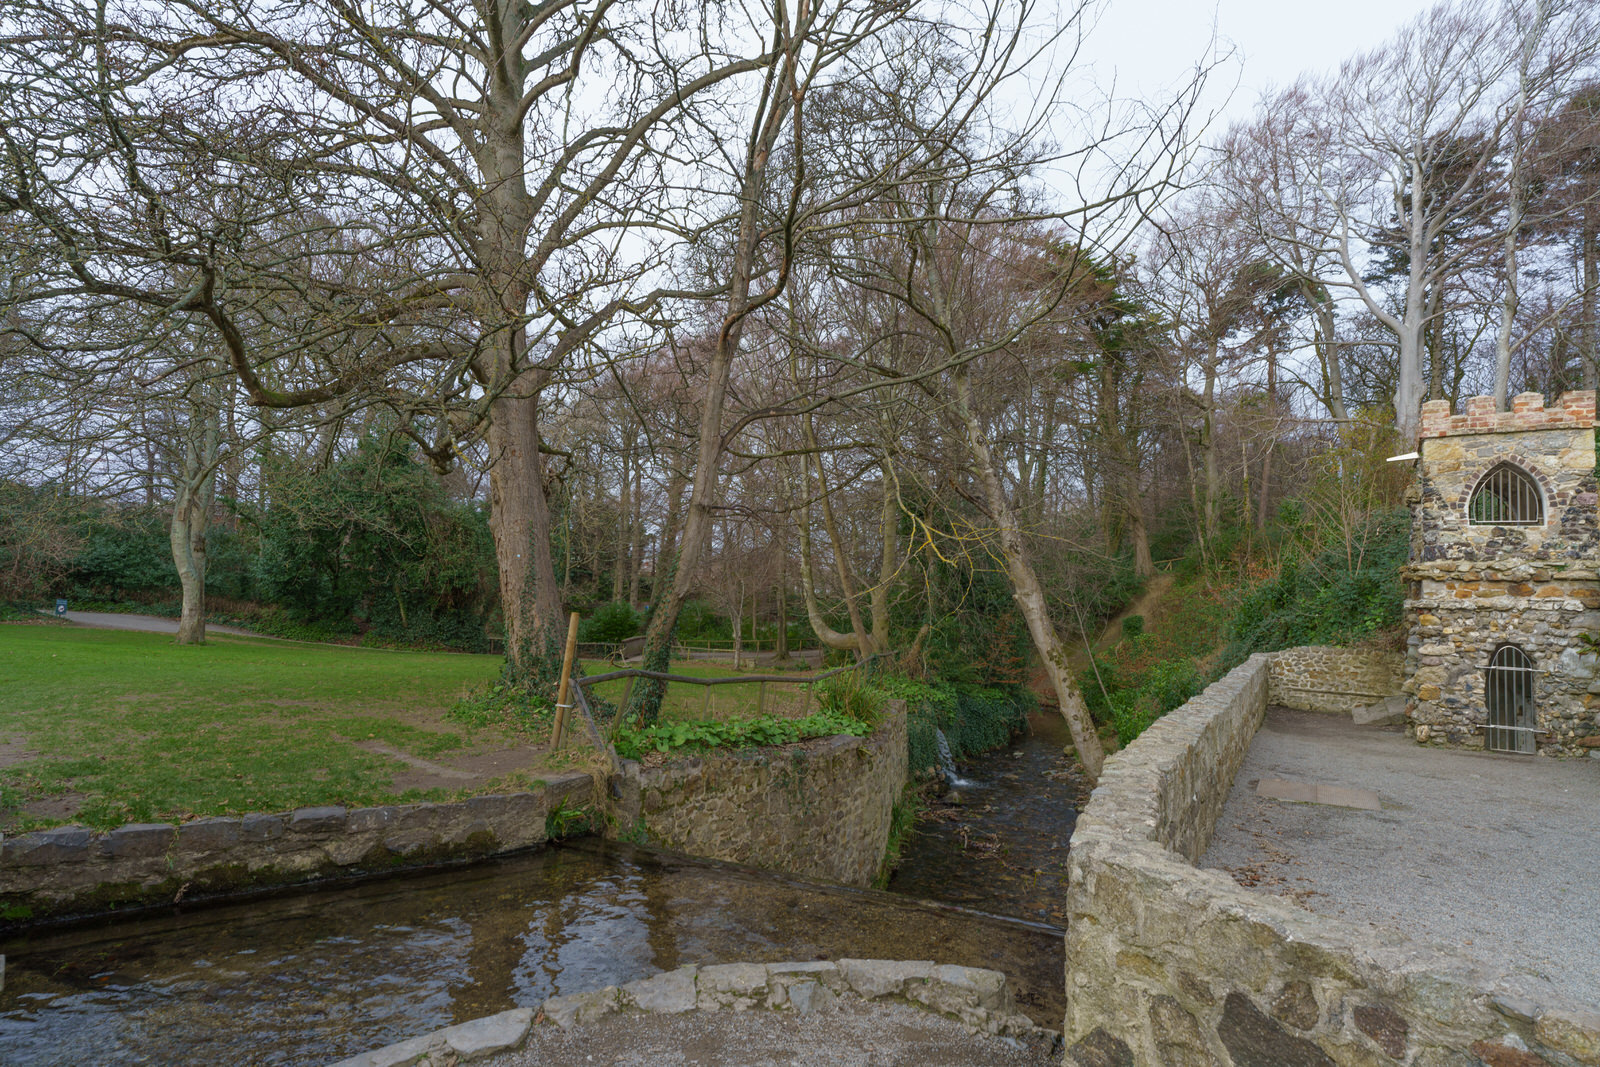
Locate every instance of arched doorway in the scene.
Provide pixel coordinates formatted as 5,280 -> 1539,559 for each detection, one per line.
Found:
1485,645 -> 1537,753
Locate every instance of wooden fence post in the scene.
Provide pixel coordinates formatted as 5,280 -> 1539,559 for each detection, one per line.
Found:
551,612 -> 581,750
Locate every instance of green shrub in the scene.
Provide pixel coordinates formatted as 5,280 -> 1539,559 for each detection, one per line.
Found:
580,601 -> 642,643
1221,506 -> 1409,667
1121,615 -> 1144,639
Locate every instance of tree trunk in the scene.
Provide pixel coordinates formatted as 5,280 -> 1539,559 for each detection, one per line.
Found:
171,378 -> 220,646
628,460 -> 644,607
1582,201 -> 1598,389
1201,342 -> 1220,547
487,384 -> 565,689
612,445 -> 630,603
952,366 -> 1106,783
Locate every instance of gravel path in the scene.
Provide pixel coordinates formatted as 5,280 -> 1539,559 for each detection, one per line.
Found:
480,1002 -> 1057,1067
53,610 -> 264,637
1201,707 -> 1600,1003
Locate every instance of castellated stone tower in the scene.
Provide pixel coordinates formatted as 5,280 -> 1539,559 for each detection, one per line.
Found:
1404,390 -> 1599,754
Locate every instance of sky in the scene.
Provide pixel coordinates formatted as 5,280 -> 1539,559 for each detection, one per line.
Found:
1087,0 -> 1445,135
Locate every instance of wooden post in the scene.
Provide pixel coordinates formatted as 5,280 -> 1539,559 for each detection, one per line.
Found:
551,612 -> 581,750
757,680 -> 767,719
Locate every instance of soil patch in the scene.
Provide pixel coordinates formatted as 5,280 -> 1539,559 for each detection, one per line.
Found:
15,793 -> 85,825
0,739 -> 37,769
351,739 -> 548,793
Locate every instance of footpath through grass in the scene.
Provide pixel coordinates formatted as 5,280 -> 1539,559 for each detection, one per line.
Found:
0,626 -> 509,831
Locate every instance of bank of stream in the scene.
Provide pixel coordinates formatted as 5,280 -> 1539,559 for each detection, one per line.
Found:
0,839 -> 1063,1066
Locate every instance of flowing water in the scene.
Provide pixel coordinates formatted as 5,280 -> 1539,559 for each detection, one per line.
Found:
0,840 -> 1064,1066
887,712 -> 1089,925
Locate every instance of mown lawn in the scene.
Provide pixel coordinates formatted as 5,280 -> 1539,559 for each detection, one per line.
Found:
0,626 -> 509,830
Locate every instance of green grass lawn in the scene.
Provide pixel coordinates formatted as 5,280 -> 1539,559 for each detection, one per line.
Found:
0,626 -> 509,830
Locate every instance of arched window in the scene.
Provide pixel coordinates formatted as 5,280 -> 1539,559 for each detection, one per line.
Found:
1467,463 -> 1543,526
1485,645 -> 1537,753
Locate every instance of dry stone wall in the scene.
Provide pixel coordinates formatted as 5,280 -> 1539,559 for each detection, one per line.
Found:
606,702 -> 907,887
1064,653 -> 1600,1066
0,773 -> 594,922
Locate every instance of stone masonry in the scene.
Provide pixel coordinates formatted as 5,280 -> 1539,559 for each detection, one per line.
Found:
1404,390 -> 1599,752
0,773 -> 594,922
1063,650 -> 1600,1066
605,702 -> 907,887
1268,646 -> 1404,714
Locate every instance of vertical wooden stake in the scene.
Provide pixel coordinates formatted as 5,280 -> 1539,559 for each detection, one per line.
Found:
551,611 -> 581,750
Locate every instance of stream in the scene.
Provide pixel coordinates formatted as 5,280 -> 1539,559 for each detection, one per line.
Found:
887,711 -> 1088,925
0,839 -> 1064,1066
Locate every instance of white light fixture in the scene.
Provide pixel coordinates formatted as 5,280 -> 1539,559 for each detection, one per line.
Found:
1386,452 -> 1419,463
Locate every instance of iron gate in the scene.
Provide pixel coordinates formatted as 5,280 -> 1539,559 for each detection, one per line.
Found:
1485,645 -> 1538,754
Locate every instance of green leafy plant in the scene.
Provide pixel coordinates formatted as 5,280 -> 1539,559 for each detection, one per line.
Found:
611,709 -> 870,759
545,799 -> 595,840
1121,615 -> 1145,639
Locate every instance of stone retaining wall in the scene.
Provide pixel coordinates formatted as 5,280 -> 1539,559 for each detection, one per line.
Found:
0,772 -> 594,922
1268,644 -> 1405,714
1063,653 -> 1600,1066
606,702 -> 907,887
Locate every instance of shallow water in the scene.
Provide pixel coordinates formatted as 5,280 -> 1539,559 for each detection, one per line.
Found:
0,840 -> 1063,1066
887,712 -> 1087,925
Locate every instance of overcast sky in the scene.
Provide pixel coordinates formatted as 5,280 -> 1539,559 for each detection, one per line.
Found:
1087,0 -> 1444,134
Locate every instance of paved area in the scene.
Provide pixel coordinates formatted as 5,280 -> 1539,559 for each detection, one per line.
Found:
1201,707 -> 1600,1002
480,1002 -> 1058,1067
51,610 -> 262,637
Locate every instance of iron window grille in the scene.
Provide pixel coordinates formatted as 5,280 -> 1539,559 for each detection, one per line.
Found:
1467,463 -> 1544,526
1484,645 -> 1538,754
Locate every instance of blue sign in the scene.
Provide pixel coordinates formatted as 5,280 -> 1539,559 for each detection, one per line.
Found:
55,599 -> 68,616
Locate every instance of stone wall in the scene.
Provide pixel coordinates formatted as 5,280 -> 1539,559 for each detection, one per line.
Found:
1063,653 -> 1600,1066
606,702 -> 907,887
1406,390 -> 1599,753
1268,645 -> 1405,714
0,772 -> 594,922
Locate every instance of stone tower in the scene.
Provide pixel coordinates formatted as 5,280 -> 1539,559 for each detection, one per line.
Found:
1403,390 -> 1599,753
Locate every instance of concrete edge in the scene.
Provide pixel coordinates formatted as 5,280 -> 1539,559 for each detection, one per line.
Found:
325,959 -> 1056,1067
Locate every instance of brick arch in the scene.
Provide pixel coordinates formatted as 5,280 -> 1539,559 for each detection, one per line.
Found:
1446,453 -> 1554,524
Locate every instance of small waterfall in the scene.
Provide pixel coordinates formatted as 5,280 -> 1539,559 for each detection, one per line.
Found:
934,728 -> 976,788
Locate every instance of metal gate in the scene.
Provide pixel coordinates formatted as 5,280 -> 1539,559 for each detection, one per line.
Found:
1486,645 -> 1537,753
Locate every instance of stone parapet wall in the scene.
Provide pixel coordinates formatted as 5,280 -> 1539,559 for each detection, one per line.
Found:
1419,389 -> 1596,438
1063,653 -> 1600,1066
1268,645 -> 1404,714
606,702 -> 907,887
0,772 -> 594,922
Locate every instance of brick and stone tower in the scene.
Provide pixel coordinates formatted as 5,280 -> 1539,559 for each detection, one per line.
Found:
1403,390 -> 1599,753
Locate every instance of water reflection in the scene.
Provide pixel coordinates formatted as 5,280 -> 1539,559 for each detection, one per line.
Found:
0,841 -> 1062,1066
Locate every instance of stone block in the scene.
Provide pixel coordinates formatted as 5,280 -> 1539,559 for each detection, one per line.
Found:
697,962 -> 770,1009
1470,1039 -> 1553,1067
1535,1010 -> 1600,1064
1270,980 -> 1318,1030
289,806 -> 347,834
4,826 -> 93,866
240,814 -> 284,842
177,817 -> 241,852
1353,1004 -> 1409,1059
1217,992 -> 1335,1067
102,823 -> 175,859
440,1007 -> 532,1058
838,958 -> 934,999
785,980 -> 836,1014
621,966 -> 698,1014
542,986 -> 620,1028
1067,1027 -> 1135,1067
381,829 -> 439,856
346,806 -> 400,833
